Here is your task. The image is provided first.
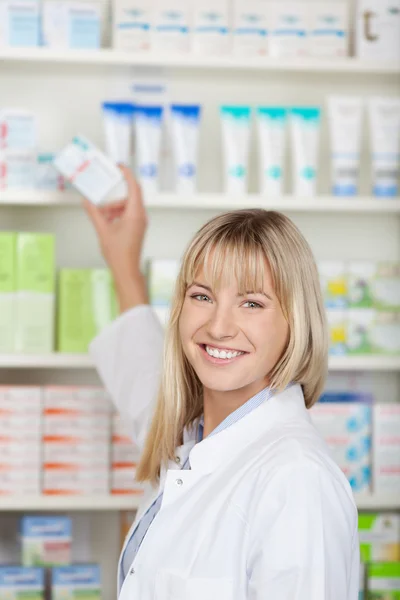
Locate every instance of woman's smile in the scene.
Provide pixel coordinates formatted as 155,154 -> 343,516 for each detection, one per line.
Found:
198,343 -> 248,365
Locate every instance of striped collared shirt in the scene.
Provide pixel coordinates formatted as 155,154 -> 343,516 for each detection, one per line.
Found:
121,385 -> 278,580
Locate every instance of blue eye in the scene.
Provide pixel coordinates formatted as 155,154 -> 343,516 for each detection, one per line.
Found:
243,301 -> 262,309
191,294 -> 211,302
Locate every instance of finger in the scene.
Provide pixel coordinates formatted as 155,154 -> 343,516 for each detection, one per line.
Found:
82,199 -> 107,235
118,165 -> 146,217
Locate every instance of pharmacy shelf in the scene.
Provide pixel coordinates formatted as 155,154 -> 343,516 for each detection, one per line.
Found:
2,191 -> 400,214
0,495 -> 142,512
1,48 -> 399,75
0,494 -> 397,512
0,354 -> 399,371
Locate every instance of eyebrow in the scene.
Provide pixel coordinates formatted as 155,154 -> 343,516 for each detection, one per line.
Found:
189,281 -> 273,301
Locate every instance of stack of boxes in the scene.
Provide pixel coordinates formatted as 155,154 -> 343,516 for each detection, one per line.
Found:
0,387 -> 42,495
0,233 -> 17,353
319,261 -> 400,356
0,566 -> 45,600
373,404 -> 400,496
310,392 -> 373,494
21,516 -> 72,567
0,109 -> 37,190
111,414 -> 143,496
42,387 -> 111,496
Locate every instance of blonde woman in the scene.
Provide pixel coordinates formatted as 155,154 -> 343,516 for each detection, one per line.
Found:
86,168 -> 360,600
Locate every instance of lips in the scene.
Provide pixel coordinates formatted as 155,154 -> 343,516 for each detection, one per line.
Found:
198,344 -> 248,365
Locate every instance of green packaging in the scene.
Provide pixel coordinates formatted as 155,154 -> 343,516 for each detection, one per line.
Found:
0,566 -> 45,600
359,514 -> 400,562
15,233 -> 55,354
373,262 -> 400,312
367,562 -> 400,599
0,232 -> 16,353
57,269 -> 117,353
51,565 -> 101,600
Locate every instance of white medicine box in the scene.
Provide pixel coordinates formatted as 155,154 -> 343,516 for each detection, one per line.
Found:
112,0 -> 152,51
355,0 -> 400,61
42,0 -> 102,49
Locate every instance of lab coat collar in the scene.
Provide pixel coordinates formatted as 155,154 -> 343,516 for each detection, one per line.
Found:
187,383 -> 308,474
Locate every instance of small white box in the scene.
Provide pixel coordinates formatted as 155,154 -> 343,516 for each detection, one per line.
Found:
269,0 -> 309,58
309,0 -> 348,58
0,386 -> 42,413
153,0 -> 190,52
42,1 -> 101,49
0,0 -> 40,48
319,261 -> 348,309
43,468 -> 109,495
355,0 -> 400,61
192,0 -> 231,56
112,0 -> 152,50
0,110 -> 36,151
373,404 -> 400,493
232,0 -> 269,56
0,150 -> 37,190
111,466 -> 144,495
326,309 -> 348,356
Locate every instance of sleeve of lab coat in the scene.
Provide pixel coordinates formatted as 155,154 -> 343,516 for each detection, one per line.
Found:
89,305 -> 164,449
247,461 -> 360,600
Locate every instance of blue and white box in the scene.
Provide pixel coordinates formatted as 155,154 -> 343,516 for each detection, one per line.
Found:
309,0 -> 348,58
20,516 -> 72,567
0,0 -> 40,48
232,0 -> 269,56
192,0 -> 231,56
51,565 -> 101,600
42,1 -> 101,49
0,567 -> 44,600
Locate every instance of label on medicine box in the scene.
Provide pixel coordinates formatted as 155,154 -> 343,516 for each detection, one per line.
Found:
0,566 -> 45,600
53,135 -> 123,205
20,516 -> 72,567
359,513 -> 400,562
51,565 -> 101,600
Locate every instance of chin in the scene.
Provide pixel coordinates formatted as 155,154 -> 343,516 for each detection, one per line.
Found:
195,370 -> 250,393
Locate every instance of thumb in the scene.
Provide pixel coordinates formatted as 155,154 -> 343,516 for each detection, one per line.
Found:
82,198 -> 107,237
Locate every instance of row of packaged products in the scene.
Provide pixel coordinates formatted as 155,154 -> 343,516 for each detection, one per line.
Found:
0,386 -> 144,496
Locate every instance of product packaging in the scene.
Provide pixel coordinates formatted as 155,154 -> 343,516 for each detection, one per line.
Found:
0,151 -> 37,190
256,107 -> 288,196
148,259 -> 180,326
0,110 -> 36,150
51,565 -> 101,600
318,261 -> 348,309
310,402 -> 372,493
20,516 -> 72,567
326,310 -> 348,355
359,562 -> 365,600
348,309 -> 400,355
309,0 -> 348,57
373,262 -> 400,311
0,233 -> 16,353
192,0 -> 231,55
54,135 -> 123,205
348,262 -> 375,309
232,0 -> 269,56
0,566 -> 44,600
290,107 -> 321,197
359,513 -> 400,561
170,104 -> 201,194
111,414 -> 144,495
36,153 -> 66,191
328,97 -> 363,196
42,1 -> 101,49
356,0 -> 400,61
102,102 -> 135,165
368,97 -> 400,197
367,562 -> 400,599
373,404 -> 400,494
134,105 -> 164,196
153,0 -> 190,52
0,0 -> 40,47
15,233 -> 55,354
269,0 -> 308,57
112,0 -> 152,51
220,105 -> 252,195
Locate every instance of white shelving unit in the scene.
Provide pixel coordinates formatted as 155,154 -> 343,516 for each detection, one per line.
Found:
1,47 -> 399,74
2,190 -> 400,213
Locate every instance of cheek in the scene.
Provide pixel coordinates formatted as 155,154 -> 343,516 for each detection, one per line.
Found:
253,312 -> 289,356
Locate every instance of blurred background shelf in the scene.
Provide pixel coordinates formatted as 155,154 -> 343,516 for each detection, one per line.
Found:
2,191 -> 400,213
1,48 -> 399,74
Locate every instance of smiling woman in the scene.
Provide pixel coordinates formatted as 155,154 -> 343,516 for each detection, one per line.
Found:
87,168 -> 359,600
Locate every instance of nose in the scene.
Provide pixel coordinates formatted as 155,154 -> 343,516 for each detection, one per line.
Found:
206,304 -> 238,341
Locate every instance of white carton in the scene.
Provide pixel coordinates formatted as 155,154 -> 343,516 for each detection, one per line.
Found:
192,0 -> 231,55
326,309 -> 348,356
0,110 -> 36,150
43,469 -> 109,495
44,386 -> 112,413
153,0 -> 190,52
0,150 -> 37,190
232,0 -> 269,56
0,386 -> 42,413
269,0 -> 309,58
42,1 -> 101,49
309,0 -> 348,58
373,404 -> 400,493
348,261 -> 376,309
348,309 -> 400,355
318,261 -> 348,309
356,0 -> 400,61
112,0 -> 152,51
0,0 -> 40,48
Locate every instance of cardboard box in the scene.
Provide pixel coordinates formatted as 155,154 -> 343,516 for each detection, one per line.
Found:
373,404 -> 400,494
0,566 -> 44,600
359,513 -> 400,562
20,516 -> 72,567
51,565 -> 101,600
0,233 -> 16,352
356,0 -> 400,61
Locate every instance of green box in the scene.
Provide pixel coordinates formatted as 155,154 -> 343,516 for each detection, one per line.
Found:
367,562 -> 400,599
348,310 -> 400,355
359,514 -> 400,562
373,262 -> 400,312
15,233 -> 55,353
57,269 -> 117,353
0,232 -> 16,353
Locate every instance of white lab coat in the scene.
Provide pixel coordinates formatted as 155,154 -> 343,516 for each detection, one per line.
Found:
90,305 -> 360,600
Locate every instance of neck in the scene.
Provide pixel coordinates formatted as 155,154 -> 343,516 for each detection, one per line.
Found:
202,378 -> 269,438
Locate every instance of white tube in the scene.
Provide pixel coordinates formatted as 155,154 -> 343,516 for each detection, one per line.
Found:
102,102 -> 135,165
368,97 -> 400,197
134,105 -> 164,196
328,97 -> 363,197
290,107 -> 321,197
257,107 -> 287,196
170,104 -> 201,194
220,106 -> 251,195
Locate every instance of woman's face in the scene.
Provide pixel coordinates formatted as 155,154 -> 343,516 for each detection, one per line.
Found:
179,259 -> 289,394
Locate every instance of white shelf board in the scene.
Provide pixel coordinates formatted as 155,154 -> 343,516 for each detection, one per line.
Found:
2,191 -> 400,214
0,495 -> 142,511
0,493 -> 397,511
0,354 -> 399,371
0,48 -> 399,74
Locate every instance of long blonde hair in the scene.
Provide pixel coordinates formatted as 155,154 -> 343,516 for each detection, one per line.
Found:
136,209 -> 328,484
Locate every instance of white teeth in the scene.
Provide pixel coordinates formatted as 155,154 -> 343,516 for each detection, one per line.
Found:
205,346 -> 244,360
